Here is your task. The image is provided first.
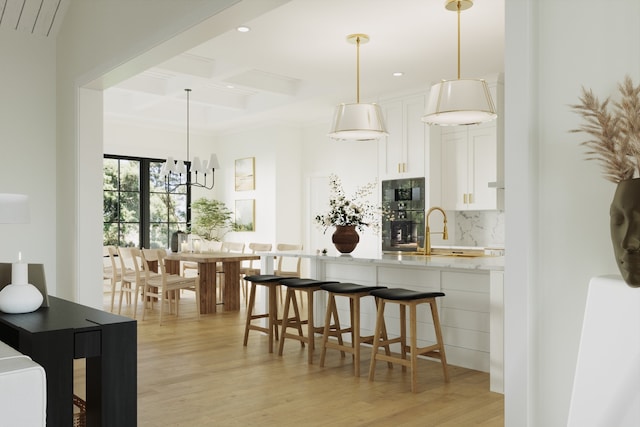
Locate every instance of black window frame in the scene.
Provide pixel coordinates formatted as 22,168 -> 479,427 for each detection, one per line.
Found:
103,154 -> 191,248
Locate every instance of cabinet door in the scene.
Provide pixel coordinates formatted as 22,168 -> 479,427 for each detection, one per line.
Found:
441,129 -> 469,210
403,95 -> 426,177
468,125 -> 497,210
378,94 -> 427,179
441,124 -> 497,211
379,100 -> 404,177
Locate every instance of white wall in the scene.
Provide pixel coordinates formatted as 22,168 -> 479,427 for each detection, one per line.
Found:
506,1 -> 638,425
197,124 -> 303,247
0,29 -> 57,293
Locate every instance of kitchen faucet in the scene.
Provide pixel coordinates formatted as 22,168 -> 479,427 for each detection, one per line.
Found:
421,207 -> 448,255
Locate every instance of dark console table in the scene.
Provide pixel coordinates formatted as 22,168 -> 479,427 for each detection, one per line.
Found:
0,296 -> 137,426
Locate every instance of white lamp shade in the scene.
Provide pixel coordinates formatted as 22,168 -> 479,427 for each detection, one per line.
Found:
191,156 -> 203,173
422,79 -> 497,126
0,194 -> 30,224
328,103 -> 388,141
176,160 -> 187,175
206,154 -> 220,170
164,157 -> 177,174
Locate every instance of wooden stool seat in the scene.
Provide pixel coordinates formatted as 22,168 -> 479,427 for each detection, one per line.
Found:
368,288 -> 449,393
319,282 -> 391,376
243,274 -> 298,353
278,278 -> 342,364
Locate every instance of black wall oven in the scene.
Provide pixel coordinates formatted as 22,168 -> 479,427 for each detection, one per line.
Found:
381,177 -> 425,252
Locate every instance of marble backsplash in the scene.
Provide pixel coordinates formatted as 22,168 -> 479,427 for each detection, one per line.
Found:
453,210 -> 505,248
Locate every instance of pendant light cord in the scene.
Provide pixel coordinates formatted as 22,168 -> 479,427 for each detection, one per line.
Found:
356,35 -> 361,103
185,88 -> 191,161
457,1 -> 461,80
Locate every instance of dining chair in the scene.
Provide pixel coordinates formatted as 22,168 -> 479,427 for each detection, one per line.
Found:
240,243 -> 273,304
216,241 -> 245,302
140,248 -> 200,325
274,243 -> 303,305
105,246 -> 130,312
181,240 -> 223,276
117,247 -> 160,318
274,243 -> 303,277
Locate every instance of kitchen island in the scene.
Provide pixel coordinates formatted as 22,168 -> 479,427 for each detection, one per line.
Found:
260,251 -> 504,393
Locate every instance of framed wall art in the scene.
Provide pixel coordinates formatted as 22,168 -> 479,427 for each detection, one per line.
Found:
234,199 -> 255,232
235,157 -> 255,191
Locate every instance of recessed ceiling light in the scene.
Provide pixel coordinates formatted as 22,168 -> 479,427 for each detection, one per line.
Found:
393,72 -> 404,77
226,85 -> 235,89
236,26 -> 251,33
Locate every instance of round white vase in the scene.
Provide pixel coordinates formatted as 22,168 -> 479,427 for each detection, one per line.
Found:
0,283 -> 43,314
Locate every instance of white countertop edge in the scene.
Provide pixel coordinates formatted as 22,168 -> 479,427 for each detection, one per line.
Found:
260,251 -> 504,272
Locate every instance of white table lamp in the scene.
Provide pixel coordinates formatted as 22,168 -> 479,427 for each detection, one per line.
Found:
0,194 -> 43,313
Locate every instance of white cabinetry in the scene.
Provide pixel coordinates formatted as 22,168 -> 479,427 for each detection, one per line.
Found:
429,74 -> 504,211
378,94 -> 427,179
441,123 -> 498,210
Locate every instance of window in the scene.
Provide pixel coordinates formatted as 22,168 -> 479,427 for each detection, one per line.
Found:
103,155 -> 190,248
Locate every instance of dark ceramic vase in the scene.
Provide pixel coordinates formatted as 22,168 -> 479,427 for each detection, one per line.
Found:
610,178 -> 640,287
332,225 -> 360,254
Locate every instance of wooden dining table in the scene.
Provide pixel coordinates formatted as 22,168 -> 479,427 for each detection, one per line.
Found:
164,252 -> 259,313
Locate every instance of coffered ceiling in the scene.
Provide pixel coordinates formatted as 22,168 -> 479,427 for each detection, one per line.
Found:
103,0 -> 504,134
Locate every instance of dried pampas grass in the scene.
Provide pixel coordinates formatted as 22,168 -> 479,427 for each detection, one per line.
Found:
570,75 -> 640,183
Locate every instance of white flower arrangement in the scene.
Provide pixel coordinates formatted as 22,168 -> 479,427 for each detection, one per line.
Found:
314,174 -> 382,233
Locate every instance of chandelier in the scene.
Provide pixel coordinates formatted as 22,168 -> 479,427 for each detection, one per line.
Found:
160,89 -> 219,192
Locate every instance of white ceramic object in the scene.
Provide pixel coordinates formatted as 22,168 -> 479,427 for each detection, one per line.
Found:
0,283 -> 43,314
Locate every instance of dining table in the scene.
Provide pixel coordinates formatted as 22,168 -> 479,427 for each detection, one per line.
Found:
164,252 -> 259,313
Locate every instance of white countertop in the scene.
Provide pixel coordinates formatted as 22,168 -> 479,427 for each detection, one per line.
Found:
261,250 -> 504,272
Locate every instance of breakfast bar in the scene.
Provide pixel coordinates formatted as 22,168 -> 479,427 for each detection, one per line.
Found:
260,250 -> 505,393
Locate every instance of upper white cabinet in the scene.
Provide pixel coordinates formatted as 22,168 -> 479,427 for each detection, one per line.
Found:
378,94 -> 427,179
433,74 -> 504,211
441,123 -> 498,210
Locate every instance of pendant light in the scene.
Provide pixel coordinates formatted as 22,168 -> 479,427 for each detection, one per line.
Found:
329,33 -> 387,141
160,89 -> 219,192
422,0 -> 497,126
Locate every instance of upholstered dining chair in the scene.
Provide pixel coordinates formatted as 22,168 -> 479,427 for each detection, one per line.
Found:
140,248 -> 200,325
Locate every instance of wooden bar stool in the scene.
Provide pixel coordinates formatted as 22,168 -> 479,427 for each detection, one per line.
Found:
243,274 -> 298,353
319,282 -> 391,377
278,278 -> 343,364
368,288 -> 449,393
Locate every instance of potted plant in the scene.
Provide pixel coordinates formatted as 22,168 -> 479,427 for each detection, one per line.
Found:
190,198 -> 233,242
314,174 -> 381,253
571,75 -> 640,287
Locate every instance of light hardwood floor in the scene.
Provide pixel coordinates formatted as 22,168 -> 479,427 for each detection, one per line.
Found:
74,291 -> 504,426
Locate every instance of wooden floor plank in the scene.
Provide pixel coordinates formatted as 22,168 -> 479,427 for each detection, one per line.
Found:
73,292 -> 504,426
